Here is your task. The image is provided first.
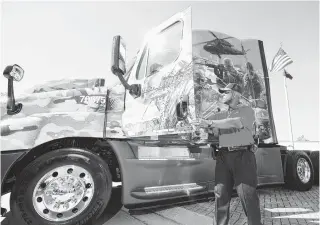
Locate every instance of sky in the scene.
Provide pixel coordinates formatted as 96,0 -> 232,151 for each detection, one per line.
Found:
1,1 -> 319,142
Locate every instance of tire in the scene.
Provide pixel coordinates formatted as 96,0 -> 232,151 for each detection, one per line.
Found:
310,151 -> 319,185
284,151 -> 314,191
10,148 -> 112,225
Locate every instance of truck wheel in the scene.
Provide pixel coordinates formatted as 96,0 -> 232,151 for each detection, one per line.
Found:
310,151 -> 319,185
10,148 -> 112,225
284,151 -> 314,191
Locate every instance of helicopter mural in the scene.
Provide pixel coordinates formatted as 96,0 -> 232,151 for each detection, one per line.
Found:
193,31 -> 249,59
192,29 -> 274,144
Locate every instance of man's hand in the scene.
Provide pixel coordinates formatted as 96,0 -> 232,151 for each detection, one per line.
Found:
199,119 -> 212,128
199,117 -> 243,129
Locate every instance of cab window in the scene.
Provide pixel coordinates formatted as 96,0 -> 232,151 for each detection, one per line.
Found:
146,21 -> 183,77
136,48 -> 148,80
135,21 -> 183,80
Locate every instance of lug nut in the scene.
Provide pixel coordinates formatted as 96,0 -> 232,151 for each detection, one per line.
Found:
85,183 -> 91,189
43,209 -> 49,214
67,168 -> 73,174
80,173 -> 85,178
37,197 -> 42,203
72,208 -> 78,213
52,172 -> 58,177
57,213 -> 63,218
83,197 -> 88,202
40,183 -> 46,188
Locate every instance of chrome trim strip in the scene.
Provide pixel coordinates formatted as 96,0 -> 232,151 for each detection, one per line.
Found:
144,183 -> 203,194
138,158 -> 195,160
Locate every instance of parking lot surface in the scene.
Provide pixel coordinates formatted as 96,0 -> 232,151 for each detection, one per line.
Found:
1,185 -> 319,225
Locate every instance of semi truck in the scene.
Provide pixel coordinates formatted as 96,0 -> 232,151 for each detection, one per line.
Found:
1,7 -> 319,225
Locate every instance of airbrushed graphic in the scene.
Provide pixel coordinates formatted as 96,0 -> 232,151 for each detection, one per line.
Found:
123,61 -> 196,137
193,30 -> 275,144
121,8 -> 195,139
0,78 -> 126,151
118,28 -> 276,144
1,12 -> 276,150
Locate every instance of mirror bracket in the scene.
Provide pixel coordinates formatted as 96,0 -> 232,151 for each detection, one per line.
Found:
129,84 -> 141,99
114,72 -> 141,98
3,64 -> 24,115
7,103 -> 23,115
6,76 -> 23,115
111,35 -> 141,98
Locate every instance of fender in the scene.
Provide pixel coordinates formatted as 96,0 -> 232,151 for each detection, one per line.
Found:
103,139 -> 139,206
1,80 -> 108,193
1,112 -> 106,151
0,137 -> 103,194
1,87 -> 108,152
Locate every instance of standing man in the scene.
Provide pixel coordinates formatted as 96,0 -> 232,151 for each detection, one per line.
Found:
200,83 -> 262,225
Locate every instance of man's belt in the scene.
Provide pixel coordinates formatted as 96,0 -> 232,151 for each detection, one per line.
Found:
218,145 -> 252,152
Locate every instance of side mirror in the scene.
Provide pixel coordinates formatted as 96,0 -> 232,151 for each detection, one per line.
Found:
3,64 -> 24,115
111,35 -> 127,77
3,64 -> 24,81
111,35 -> 141,98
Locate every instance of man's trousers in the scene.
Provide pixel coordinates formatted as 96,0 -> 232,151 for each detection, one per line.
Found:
213,149 -> 262,225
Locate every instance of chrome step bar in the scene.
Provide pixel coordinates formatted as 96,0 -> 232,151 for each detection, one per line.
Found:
131,183 -> 207,199
145,183 -> 204,194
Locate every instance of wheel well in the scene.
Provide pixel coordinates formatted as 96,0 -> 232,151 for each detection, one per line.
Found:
2,137 -> 122,194
281,150 -> 315,179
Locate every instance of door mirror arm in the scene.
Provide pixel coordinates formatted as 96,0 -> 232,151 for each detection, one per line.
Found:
111,35 -> 141,98
3,64 -> 24,115
114,72 -> 141,99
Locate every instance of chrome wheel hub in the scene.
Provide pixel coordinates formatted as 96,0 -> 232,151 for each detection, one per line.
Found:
32,165 -> 94,222
297,158 -> 311,184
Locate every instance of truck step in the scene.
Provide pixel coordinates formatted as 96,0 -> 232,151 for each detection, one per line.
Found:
131,183 -> 206,200
145,183 -> 203,194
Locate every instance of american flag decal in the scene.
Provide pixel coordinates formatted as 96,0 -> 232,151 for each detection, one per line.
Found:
269,47 -> 293,72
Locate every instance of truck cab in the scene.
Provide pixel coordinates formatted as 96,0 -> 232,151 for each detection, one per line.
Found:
1,7 -> 316,225
109,7 -> 277,147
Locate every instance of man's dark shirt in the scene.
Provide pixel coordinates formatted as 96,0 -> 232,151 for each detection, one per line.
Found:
207,105 -> 255,147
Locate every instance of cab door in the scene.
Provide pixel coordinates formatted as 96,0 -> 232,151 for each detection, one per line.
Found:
122,7 -> 196,138
118,8 -> 216,208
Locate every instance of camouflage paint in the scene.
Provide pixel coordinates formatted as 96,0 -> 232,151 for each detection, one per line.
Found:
105,81 -> 126,138
0,78 -> 110,151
